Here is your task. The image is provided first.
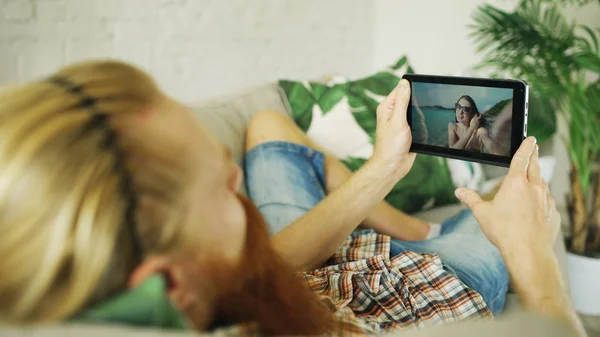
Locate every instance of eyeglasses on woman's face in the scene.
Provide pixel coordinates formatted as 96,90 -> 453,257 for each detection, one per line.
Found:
455,103 -> 472,113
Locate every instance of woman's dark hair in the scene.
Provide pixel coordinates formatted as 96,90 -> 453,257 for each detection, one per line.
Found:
455,95 -> 490,130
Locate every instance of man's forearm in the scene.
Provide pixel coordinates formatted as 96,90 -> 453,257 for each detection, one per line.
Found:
271,159 -> 402,271
361,202 -> 430,241
503,246 -> 587,337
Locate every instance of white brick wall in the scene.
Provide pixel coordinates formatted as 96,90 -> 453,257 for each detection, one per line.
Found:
0,0 -> 374,102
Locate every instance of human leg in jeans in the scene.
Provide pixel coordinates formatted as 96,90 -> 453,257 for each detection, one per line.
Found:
243,110 -> 509,316
388,211 -> 509,316
244,110 -> 430,241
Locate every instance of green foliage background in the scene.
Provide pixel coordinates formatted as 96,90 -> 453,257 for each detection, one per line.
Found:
470,0 -> 600,193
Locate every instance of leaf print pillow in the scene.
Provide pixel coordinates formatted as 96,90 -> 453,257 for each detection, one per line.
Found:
278,57 -> 483,214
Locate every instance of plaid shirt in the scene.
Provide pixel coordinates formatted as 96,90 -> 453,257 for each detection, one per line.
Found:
215,230 -> 492,336
303,229 -> 493,334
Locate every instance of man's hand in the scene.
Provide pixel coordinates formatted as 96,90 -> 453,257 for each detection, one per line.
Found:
454,136 -> 559,254
455,137 -> 586,337
371,79 -> 416,179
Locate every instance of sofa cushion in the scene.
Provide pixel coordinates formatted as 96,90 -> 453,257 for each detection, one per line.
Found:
278,57 -> 485,214
188,84 -> 291,195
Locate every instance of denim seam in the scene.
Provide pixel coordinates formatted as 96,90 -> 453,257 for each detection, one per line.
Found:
257,202 -> 313,212
309,152 -> 327,194
245,141 -> 321,159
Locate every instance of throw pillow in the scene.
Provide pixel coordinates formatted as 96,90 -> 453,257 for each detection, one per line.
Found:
279,57 -> 484,214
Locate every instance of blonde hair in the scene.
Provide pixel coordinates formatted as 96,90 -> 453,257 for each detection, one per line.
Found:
0,61 -> 189,323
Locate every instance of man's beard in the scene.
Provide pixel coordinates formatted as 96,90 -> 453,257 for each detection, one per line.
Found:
210,194 -> 335,335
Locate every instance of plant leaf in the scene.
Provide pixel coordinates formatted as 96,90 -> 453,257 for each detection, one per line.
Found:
578,25 -> 599,53
527,91 -> 557,143
342,156 -> 367,172
279,80 -> 315,132
317,84 -> 348,115
390,56 -> 408,71
579,54 -> 600,73
309,82 -> 328,100
352,72 -> 400,96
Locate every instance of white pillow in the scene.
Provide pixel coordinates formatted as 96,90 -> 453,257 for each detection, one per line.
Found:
307,95 -> 374,159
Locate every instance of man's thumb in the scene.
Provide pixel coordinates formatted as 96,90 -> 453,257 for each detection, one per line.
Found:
455,187 -> 485,211
394,79 -> 411,111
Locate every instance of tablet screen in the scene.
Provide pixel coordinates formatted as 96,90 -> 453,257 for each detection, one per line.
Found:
410,82 -> 514,158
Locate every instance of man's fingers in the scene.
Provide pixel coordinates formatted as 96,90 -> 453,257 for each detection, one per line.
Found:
508,136 -> 537,179
527,144 -> 542,182
455,187 -> 486,213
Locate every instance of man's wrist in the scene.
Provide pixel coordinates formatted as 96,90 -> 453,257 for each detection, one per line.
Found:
499,239 -> 556,267
365,155 -> 410,184
502,242 -> 563,300
504,246 -> 585,336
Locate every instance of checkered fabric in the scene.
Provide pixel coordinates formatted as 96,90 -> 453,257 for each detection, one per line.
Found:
302,230 -> 493,334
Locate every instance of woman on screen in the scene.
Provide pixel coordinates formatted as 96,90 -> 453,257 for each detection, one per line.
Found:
447,95 -> 497,154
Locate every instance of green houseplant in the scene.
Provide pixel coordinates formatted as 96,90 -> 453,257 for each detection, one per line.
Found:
470,0 -> 600,256
470,0 -> 600,315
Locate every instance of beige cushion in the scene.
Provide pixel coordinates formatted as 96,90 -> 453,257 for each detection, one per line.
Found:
386,311 -> 576,337
0,84 -> 17,95
188,84 -> 291,195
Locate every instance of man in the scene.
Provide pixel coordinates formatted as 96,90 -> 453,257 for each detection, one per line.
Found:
0,63 -> 584,336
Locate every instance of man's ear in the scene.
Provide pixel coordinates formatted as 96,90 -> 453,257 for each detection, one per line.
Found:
128,255 -> 200,313
128,255 -> 170,289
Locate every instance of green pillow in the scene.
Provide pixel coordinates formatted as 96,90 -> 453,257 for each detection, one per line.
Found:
279,57 -> 481,214
73,275 -> 190,330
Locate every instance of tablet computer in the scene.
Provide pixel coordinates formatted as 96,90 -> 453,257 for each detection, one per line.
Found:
403,74 -> 529,167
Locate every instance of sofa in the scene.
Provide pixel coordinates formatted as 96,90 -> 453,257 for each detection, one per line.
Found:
0,83 -> 574,336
